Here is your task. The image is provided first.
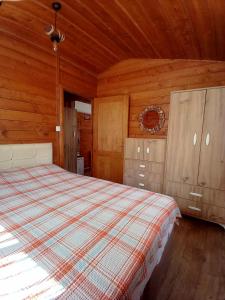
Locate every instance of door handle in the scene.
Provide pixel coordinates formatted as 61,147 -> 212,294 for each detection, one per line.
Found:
137,146 -> 141,153
146,147 -> 150,154
205,133 -> 210,146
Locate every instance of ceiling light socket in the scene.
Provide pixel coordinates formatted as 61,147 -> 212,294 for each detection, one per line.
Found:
52,2 -> 61,12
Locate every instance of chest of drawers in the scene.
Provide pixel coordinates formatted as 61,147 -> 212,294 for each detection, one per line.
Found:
123,138 -> 166,193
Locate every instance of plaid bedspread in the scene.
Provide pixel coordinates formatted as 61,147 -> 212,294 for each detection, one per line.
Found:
0,164 -> 180,300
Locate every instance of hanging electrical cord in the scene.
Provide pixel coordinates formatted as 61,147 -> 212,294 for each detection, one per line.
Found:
44,2 -> 65,52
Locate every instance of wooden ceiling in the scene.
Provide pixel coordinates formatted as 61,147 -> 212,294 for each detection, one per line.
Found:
1,0 -> 225,77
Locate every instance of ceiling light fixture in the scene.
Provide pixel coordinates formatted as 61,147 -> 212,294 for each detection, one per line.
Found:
44,2 -> 65,53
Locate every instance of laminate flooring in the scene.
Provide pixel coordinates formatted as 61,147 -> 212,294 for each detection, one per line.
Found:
142,216 -> 225,300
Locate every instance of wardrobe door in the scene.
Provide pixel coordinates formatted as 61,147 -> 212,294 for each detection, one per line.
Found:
93,95 -> 129,183
166,90 -> 206,185
198,88 -> 225,190
124,138 -> 144,160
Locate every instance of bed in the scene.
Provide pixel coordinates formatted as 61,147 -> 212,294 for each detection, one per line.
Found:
0,143 -> 180,299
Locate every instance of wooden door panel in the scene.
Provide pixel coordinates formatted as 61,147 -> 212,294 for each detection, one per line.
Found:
93,153 -> 123,183
97,101 -> 124,152
93,95 -> 129,183
166,90 -> 206,185
198,88 -> 225,190
64,102 -> 77,173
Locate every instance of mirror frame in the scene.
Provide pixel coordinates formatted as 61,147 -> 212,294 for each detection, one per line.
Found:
138,105 -> 165,133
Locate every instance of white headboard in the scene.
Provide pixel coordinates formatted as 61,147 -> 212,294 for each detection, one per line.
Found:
0,143 -> 53,171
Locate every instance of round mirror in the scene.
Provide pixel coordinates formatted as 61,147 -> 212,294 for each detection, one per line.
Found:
139,105 -> 165,133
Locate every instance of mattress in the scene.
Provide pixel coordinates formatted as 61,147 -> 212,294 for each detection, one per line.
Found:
0,164 -> 180,299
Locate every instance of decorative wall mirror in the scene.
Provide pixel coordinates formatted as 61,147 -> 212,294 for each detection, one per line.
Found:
138,105 -> 165,133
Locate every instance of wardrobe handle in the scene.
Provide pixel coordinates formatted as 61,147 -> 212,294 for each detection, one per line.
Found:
205,133 -> 210,146
137,146 -> 141,153
193,133 -> 197,146
146,147 -> 150,154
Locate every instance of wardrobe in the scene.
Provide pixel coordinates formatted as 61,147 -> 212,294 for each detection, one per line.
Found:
164,87 -> 225,225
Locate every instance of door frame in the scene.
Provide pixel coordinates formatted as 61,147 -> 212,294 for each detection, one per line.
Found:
57,85 -> 93,168
57,85 -> 80,168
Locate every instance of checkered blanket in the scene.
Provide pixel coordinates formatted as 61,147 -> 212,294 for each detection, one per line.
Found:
0,164 -> 180,299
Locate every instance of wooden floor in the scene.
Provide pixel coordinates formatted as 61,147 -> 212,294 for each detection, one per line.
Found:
142,216 -> 225,300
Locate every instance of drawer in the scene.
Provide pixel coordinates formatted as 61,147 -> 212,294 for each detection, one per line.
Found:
165,181 -> 203,200
146,182 -> 163,193
124,167 -> 149,179
124,175 -> 163,193
165,181 -> 225,208
126,172 -> 163,185
124,159 -> 150,174
174,197 -> 225,224
174,197 -> 202,218
202,204 -> 225,225
150,162 -> 164,175
123,175 -> 146,190
146,173 -> 163,184
124,160 -> 164,176
201,189 -> 225,208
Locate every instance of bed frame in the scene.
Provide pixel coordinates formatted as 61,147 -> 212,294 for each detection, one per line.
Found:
0,143 -> 52,171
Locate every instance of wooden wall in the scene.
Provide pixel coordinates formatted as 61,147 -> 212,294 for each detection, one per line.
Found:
0,31 -> 96,164
97,59 -> 225,138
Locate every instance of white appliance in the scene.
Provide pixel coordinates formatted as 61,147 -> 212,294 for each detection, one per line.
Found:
77,156 -> 84,175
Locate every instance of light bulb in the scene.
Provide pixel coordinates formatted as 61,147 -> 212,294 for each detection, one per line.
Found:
53,40 -> 58,52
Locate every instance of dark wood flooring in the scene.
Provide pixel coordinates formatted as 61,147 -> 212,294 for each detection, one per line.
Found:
142,216 -> 225,300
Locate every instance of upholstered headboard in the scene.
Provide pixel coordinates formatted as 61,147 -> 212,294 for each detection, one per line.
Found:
0,143 -> 53,171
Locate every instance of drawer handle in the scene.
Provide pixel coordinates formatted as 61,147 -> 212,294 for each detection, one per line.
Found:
137,146 -> 141,153
189,192 -> 202,198
139,174 -> 145,177
138,183 -> 145,187
146,147 -> 150,154
139,164 -> 146,168
188,206 -> 201,212
193,133 -> 197,146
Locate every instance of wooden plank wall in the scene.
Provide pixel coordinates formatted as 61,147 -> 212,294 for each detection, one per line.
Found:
97,59 -> 225,139
0,32 -> 97,164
